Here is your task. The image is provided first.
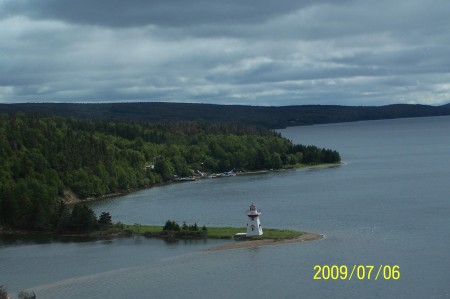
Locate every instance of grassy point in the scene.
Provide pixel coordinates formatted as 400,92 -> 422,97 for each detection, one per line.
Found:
112,224 -> 305,240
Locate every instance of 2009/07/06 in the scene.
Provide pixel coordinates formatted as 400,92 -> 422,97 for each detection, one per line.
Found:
313,265 -> 400,280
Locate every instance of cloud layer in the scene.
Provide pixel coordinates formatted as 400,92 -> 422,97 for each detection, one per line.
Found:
1,0 -> 450,105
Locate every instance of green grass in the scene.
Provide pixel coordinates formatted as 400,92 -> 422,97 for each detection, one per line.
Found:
207,227 -> 305,240
113,224 -> 305,240
206,227 -> 245,239
113,223 -> 163,233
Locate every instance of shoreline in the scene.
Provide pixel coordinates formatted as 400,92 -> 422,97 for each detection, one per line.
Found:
63,162 -> 342,205
203,232 -> 324,251
0,227 -> 324,251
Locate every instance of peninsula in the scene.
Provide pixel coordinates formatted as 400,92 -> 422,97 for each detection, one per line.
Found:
0,114 -> 340,232
90,224 -> 324,251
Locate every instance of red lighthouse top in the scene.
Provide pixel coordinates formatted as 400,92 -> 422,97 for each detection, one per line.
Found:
247,203 -> 261,217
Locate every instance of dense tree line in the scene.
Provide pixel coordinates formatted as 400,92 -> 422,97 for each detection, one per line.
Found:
162,220 -> 207,238
0,114 -> 340,230
1,102 -> 449,128
54,204 -> 112,233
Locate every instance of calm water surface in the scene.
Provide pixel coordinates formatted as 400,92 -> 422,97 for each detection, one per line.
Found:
1,116 -> 449,298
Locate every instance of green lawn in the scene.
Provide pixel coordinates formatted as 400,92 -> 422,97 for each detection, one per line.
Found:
113,224 -> 304,240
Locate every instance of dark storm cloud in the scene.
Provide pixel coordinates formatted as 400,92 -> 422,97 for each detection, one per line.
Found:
1,0 -> 332,27
1,0 -> 450,105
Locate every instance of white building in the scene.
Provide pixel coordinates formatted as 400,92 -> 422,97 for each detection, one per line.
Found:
246,203 -> 263,237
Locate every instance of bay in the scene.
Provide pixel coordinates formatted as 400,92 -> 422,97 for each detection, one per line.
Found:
1,116 -> 450,298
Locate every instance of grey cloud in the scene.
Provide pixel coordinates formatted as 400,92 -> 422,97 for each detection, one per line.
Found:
1,0 -> 333,28
1,0 -> 450,106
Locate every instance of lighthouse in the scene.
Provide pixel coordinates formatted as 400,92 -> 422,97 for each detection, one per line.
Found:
246,203 -> 263,237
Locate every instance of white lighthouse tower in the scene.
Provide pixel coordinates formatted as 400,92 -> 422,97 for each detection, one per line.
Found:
246,203 -> 263,237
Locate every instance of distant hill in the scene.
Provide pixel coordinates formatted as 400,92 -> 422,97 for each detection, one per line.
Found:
1,102 -> 449,129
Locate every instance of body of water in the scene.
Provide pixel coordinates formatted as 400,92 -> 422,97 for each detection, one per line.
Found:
1,116 -> 449,298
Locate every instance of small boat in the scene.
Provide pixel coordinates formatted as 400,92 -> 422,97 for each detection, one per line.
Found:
222,170 -> 236,177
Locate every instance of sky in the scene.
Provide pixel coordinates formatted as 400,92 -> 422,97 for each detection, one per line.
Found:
1,0 -> 450,106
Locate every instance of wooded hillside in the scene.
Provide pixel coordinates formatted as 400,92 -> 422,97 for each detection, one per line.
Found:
1,102 -> 449,128
0,114 -> 340,230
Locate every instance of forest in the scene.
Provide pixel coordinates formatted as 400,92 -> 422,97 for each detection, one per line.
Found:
1,102 -> 449,129
0,114 -> 340,231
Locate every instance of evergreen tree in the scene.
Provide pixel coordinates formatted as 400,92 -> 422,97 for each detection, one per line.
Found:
0,114 -> 340,230
182,221 -> 188,230
70,205 -> 98,232
98,212 -> 112,227
163,220 -> 180,231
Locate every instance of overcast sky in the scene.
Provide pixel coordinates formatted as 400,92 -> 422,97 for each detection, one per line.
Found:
1,0 -> 450,106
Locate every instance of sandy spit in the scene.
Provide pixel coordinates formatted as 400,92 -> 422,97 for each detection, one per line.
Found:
203,232 -> 323,252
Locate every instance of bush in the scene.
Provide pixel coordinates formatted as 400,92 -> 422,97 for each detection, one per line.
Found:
98,212 -> 112,227
163,220 -> 180,231
0,285 -> 8,299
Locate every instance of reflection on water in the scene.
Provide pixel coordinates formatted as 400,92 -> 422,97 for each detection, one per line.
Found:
1,116 -> 450,298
